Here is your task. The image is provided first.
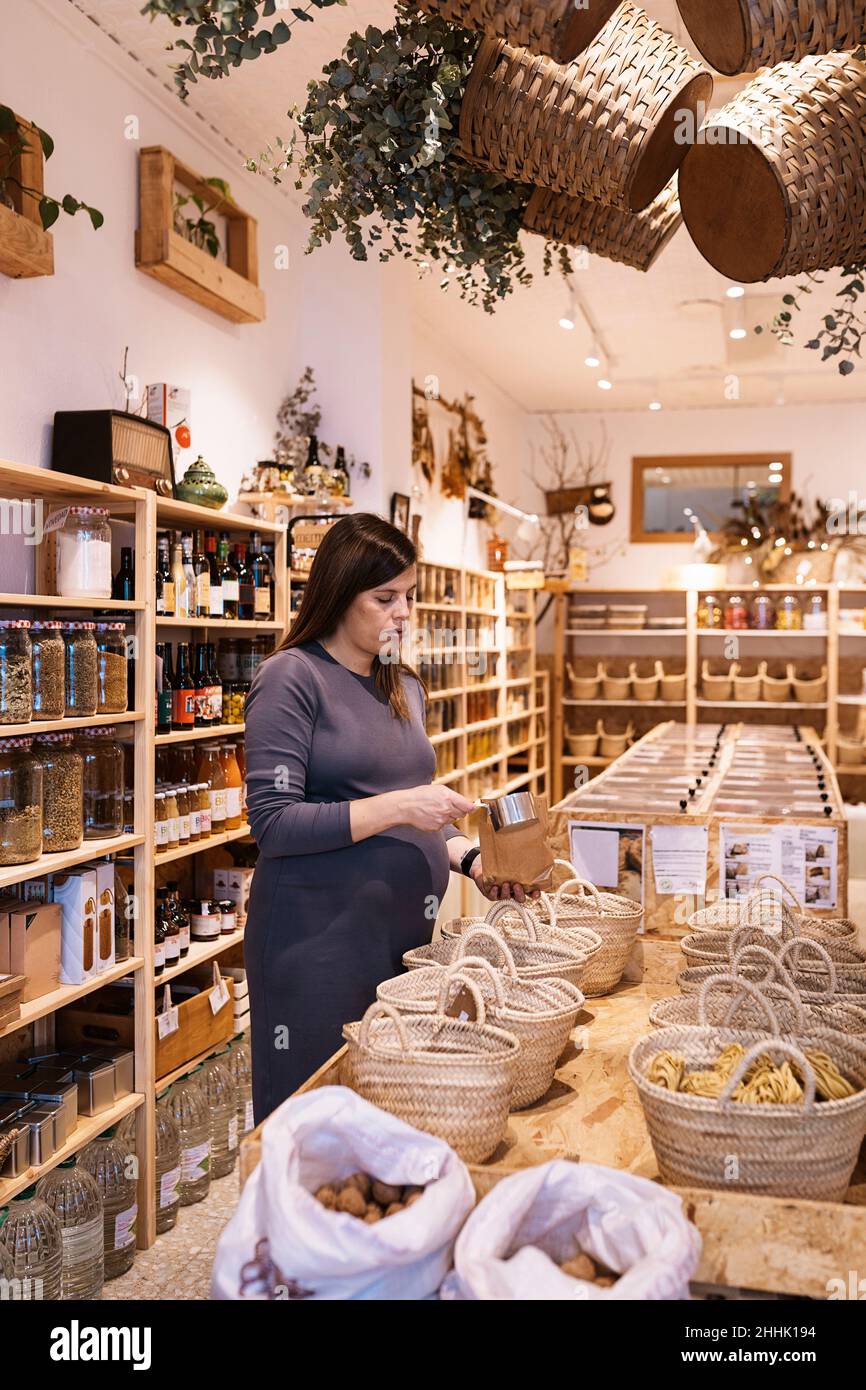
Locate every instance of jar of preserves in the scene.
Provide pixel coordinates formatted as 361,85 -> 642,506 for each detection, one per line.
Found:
95,622 -> 128,714
176,785 -> 190,845
30,620 -> 64,720
804,593 -> 827,632
0,619 -> 32,724
776,594 -> 803,630
188,899 -> 222,942
0,736 -> 43,865
724,595 -> 749,630
62,622 -> 98,717
57,506 -> 112,599
751,594 -> 776,630
34,732 -> 83,852
195,782 -> 212,840
77,727 -> 124,839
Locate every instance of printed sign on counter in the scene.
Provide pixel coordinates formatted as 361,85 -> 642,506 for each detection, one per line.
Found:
650,824 -> 709,896
720,823 -> 838,911
568,822 -> 645,910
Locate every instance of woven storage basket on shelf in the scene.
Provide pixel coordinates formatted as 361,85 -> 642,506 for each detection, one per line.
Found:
837,735 -> 866,766
378,955 -> 583,1109
650,969 -> 866,1036
566,730 -> 598,758
701,659 -> 737,701
601,662 -> 631,700
733,662 -> 762,701
597,719 -> 634,758
629,660 -> 663,701
404,921 -> 592,990
761,661 -> 792,703
659,665 -> 687,701
629,1024 -> 866,1201
676,0 -> 866,76
542,861 -> 642,995
417,0 -> 621,62
522,177 -> 682,271
343,999 -> 519,1163
567,660 -> 602,699
459,3 -> 713,212
792,664 -> 828,703
679,52 -> 866,283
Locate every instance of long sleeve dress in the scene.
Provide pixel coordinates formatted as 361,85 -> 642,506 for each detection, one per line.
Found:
243,639 -> 462,1121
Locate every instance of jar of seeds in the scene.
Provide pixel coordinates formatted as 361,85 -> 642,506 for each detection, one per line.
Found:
0,736 -> 43,865
62,622 -> 98,717
77,727 -> 123,840
30,621 -> 65,720
34,732 -> 83,852
0,620 -> 33,724
95,623 -> 128,715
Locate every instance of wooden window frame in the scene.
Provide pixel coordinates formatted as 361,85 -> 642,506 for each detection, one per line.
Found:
631,453 -> 792,544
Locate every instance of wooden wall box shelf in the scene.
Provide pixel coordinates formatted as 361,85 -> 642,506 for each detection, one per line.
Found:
0,114 -> 54,279
155,968 -> 235,1081
135,147 -> 265,325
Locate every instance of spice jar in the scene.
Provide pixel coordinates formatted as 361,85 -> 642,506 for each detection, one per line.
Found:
35,733 -> 83,852
154,792 -> 168,855
77,728 -> 124,840
95,623 -> 128,715
0,736 -> 43,865
63,623 -> 98,717
776,594 -> 803,631
30,621 -> 64,720
804,593 -> 827,632
57,506 -> 112,599
0,620 -> 33,724
724,595 -> 749,630
751,594 -> 776,631
697,595 -> 722,629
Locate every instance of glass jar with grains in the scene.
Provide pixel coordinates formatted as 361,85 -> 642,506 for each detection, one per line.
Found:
35,733 -> 83,852
30,621 -> 65,720
77,727 -> 124,840
0,620 -> 33,724
62,622 -> 98,717
95,623 -> 128,715
0,736 -> 43,865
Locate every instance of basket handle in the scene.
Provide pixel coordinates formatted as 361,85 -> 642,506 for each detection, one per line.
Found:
435,970 -> 488,1026
358,1000 -> 411,1052
740,887 -> 798,933
554,876 -> 604,913
717,1038 -> 817,1113
732,942 -> 799,991
750,873 -> 804,913
485,900 -> 539,940
697,972 -> 782,1035
776,936 -> 838,996
727,921 -> 790,964
442,955 -> 505,1009
553,858 -> 580,882
539,890 -> 557,929
458,925 -> 519,976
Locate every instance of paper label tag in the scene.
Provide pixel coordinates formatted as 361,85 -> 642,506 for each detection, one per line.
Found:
209,979 -> 230,1015
244,1099 -> 254,1133
114,1203 -> 138,1250
159,1165 -> 181,1209
182,1140 -> 210,1182
444,984 -> 477,1023
43,507 -> 69,534
157,1006 -> 179,1039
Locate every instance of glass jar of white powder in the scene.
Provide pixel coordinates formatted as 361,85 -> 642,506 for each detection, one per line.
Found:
57,507 -> 112,599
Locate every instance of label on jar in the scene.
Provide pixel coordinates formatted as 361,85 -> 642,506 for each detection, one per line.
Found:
254,587 -> 270,616
209,584 -> 224,618
179,812 -> 190,841
114,1203 -> 138,1249
159,1165 -> 181,1209
228,1115 -> 238,1151
220,908 -> 237,933
165,934 -> 180,962
199,804 -> 212,836
244,1099 -> 254,1133
191,912 -> 221,940
222,578 -> 239,604
154,940 -> 166,970
155,819 -> 169,849
163,580 -> 175,616
189,807 -> 201,838
165,815 -> 179,845
179,924 -> 190,952
210,786 -> 227,825
225,786 -> 242,820
182,1141 -> 210,1183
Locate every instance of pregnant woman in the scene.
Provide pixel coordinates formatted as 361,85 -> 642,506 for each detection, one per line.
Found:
244,512 -> 530,1120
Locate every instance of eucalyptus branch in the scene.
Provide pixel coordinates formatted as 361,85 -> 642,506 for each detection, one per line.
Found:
758,263 -> 866,375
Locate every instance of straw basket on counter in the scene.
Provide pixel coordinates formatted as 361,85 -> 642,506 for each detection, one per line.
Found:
659,665 -> 687,701
540,861 -> 642,995
748,873 -> 858,944
792,665 -> 828,703
676,0 -> 866,76
597,719 -> 634,758
567,661 -> 602,699
733,662 -> 762,701
404,921 -> 593,991
761,662 -> 792,703
677,938 -> 866,1004
629,1023 -> 866,1201
566,730 -> 599,758
701,659 -> 738,701
678,917 -> 866,971
522,177 -> 681,271
649,969 -> 866,1038
630,660 -> 663,701
378,955 -> 583,1109
417,0 -> 621,63
343,999 -> 519,1163
601,662 -> 631,700
460,3 -> 713,211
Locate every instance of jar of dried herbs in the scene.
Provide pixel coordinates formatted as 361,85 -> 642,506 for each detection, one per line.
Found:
0,736 -> 43,865
77,727 -> 123,840
62,622 -> 98,717
0,620 -> 33,725
30,621 -> 65,720
34,732 -> 83,852
95,623 -> 128,715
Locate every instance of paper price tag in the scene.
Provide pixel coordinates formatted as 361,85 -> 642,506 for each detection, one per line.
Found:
42,507 -> 69,534
209,980 -> 230,1015
157,1006 -> 179,1039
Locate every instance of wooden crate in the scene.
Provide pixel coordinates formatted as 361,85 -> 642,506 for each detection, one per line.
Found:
155,964 -> 235,1081
0,113 -> 54,279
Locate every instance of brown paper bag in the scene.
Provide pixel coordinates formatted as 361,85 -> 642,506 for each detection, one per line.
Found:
470,794 -> 555,894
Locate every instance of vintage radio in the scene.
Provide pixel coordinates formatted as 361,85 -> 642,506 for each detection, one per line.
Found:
52,410 -> 175,495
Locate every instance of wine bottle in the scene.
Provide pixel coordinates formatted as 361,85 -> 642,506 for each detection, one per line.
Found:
249,530 -> 271,620
172,642 -> 195,730
235,542 -> 254,621
205,531 -> 223,618
181,533 -> 196,616
193,642 -> 210,728
171,537 -> 189,620
192,529 -> 210,619
219,532 -> 239,620
156,641 -> 173,735
156,535 -> 173,617
206,642 -> 223,726
113,547 -> 135,601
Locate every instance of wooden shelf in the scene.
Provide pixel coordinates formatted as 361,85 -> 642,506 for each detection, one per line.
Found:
427,687 -> 464,701
0,460 -> 144,508
465,716 -> 501,734
836,764 -> 866,775
505,677 -> 533,688
0,594 -> 145,610
465,753 -> 503,774
696,699 -> 828,709
434,769 -> 464,785
237,492 -> 352,513
0,833 -> 145,892
429,728 -> 462,744
159,928 -> 244,985
563,698 -> 686,707
0,710 -> 144,738
566,628 -> 688,637
562,754 -> 614,766
157,495 -> 286,535
506,740 -> 533,756
0,1093 -> 144,1205
156,822 -> 251,866
156,617 -> 282,631
698,628 -> 827,638
156,721 -> 244,745
156,1039 -> 236,1093
0,956 -> 145,1043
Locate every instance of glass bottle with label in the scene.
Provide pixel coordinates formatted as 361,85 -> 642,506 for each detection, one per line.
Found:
172,642 -> 195,730
163,890 -> 181,967
156,534 -> 174,617
197,744 -> 226,833
112,547 -> 135,602
165,882 -> 190,956
175,785 -> 191,845
218,533 -> 239,620
207,643 -> 223,725
154,1100 -> 182,1235
79,1133 -> 138,1280
154,790 -> 168,855
219,743 -> 243,829
154,896 -> 168,974
156,642 -> 173,735
205,531 -> 223,618
181,533 -> 196,615
195,782 -> 212,840
171,536 -> 189,620
234,543 -> 254,620
192,529 -> 210,619
248,531 -> 272,620
163,787 -> 180,850
194,642 -> 211,728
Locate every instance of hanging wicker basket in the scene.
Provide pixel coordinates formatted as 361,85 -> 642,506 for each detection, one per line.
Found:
679,51 -> 866,283
522,177 -> 683,271
416,0 -> 622,63
459,3 -> 713,212
676,0 -> 866,77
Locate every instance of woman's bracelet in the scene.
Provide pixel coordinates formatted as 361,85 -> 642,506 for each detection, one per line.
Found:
459,845 -> 482,878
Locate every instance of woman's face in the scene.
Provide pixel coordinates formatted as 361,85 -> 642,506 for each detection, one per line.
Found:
341,565 -> 417,659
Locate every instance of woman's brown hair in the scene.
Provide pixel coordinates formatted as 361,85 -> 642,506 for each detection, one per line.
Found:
275,512 -> 421,719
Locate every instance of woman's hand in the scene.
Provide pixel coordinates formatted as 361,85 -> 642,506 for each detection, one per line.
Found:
469,858 -> 541,904
397,784 -> 476,833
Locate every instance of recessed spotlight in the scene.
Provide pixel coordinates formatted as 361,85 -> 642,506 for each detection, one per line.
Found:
584,354 -> 600,368
726,286 -> 746,299
649,400 -> 662,412
729,327 -> 747,340
661,475 -> 672,485
559,315 -> 576,331
769,461 -> 783,471
597,379 -> 613,391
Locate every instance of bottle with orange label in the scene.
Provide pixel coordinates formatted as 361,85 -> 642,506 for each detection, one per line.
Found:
218,743 -> 243,830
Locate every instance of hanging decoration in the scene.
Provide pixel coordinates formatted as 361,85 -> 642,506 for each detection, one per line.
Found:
411,382 -> 498,519
412,397 -> 436,484
523,178 -> 682,273
514,418 -> 626,575
415,0 -> 621,63
676,0 -> 866,76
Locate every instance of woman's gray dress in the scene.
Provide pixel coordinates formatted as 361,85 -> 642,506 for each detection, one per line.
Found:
243,640 -> 460,1121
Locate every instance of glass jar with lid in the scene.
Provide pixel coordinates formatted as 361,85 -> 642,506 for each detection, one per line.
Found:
0,736 -> 43,865
57,506 -> 112,599
776,594 -> 803,630
62,622 -> 98,717
697,595 -> 722,629
724,595 -> 749,630
0,619 -> 32,724
30,620 -> 64,720
95,622 -> 128,714
803,592 -> 827,632
751,593 -> 776,630
77,727 -> 124,839
34,732 -> 83,852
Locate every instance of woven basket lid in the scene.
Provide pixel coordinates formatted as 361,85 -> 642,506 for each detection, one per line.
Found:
415,0 -> 621,62
676,0 -> 866,77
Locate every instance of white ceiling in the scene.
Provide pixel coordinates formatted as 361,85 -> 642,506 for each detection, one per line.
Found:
67,0 -> 866,412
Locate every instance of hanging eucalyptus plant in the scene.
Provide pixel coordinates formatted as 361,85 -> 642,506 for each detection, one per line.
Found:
249,5 -> 571,311
759,264 -> 866,375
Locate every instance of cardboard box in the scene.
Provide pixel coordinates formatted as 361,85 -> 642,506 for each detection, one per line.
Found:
84,861 -> 116,974
146,383 -> 191,470
214,866 -> 254,924
7,903 -> 62,1004
52,869 -> 99,986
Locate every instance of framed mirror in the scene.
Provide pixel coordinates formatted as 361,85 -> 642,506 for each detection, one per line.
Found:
631,454 -> 792,543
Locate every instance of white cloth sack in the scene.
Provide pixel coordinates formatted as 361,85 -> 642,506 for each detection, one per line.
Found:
442,1160 -> 701,1300
211,1085 -> 475,1300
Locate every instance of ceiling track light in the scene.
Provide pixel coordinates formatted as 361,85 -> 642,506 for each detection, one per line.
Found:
728,295 -> 747,341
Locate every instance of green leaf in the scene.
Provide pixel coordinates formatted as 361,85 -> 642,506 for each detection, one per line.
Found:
272,20 -> 290,41
36,124 -> 55,161
61,193 -> 79,215
293,7 -> 314,19
254,29 -> 272,48
39,196 -> 59,230
329,64 -> 354,89
840,360 -> 855,375
0,106 -> 17,134
205,176 -> 231,197
87,205 -> 105,230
